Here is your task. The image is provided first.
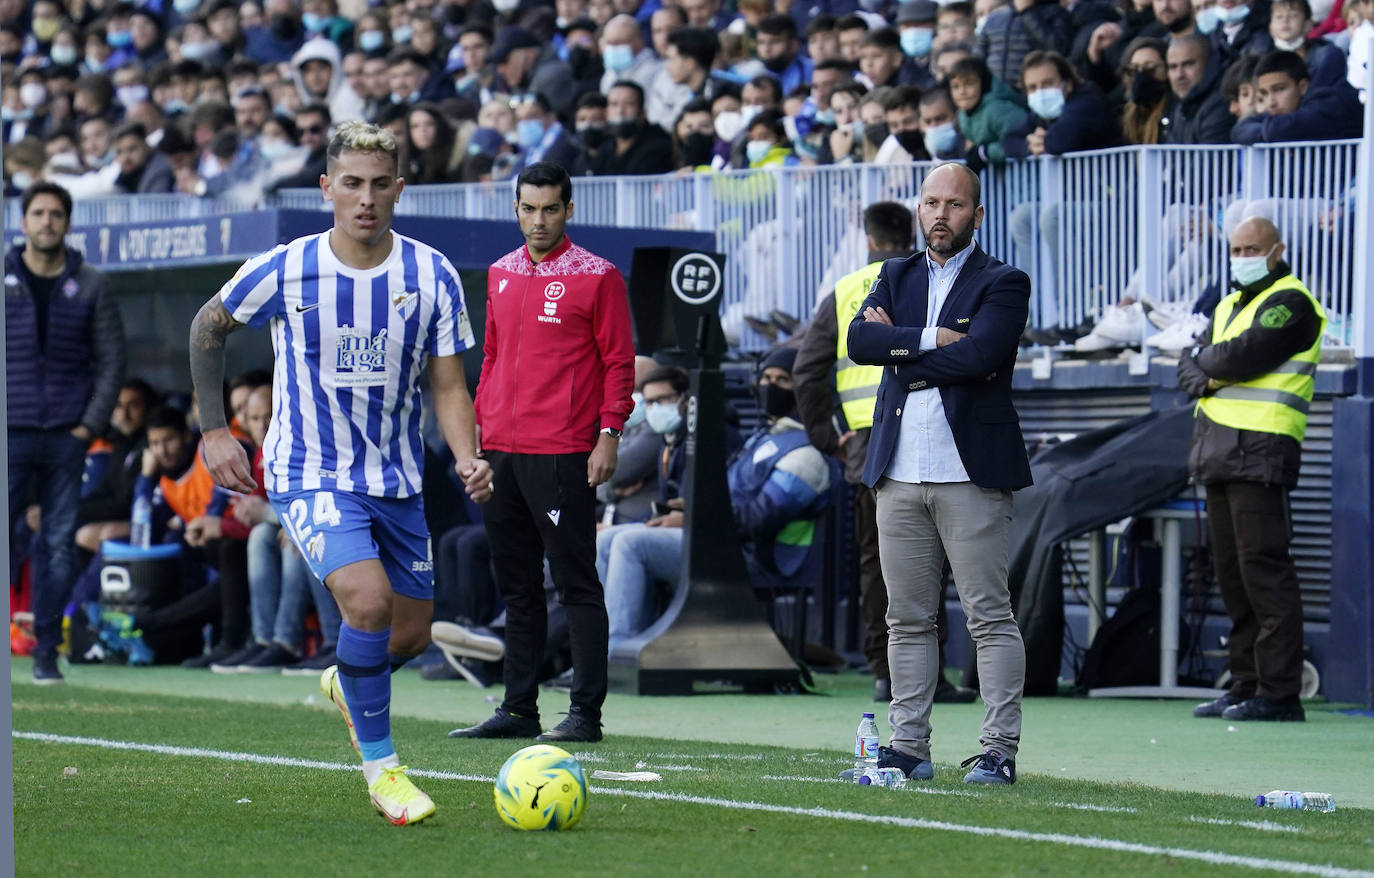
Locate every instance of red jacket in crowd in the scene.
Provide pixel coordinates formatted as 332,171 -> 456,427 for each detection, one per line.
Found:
475,236 -> 635,455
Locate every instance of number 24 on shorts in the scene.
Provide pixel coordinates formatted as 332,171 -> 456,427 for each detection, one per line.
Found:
287,491 -> 343,542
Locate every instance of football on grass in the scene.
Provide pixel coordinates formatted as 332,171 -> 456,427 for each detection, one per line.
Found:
494,744 -> 588,831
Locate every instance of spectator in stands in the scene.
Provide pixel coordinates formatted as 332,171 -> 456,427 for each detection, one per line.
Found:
743,107 -> 796,166
896,1 -> 940,87
290,35 -> 366,126
1268,0 -> 1347,85
649,26 -> 725,129
129,7 -> 167,68
1231,48 -> 1364,141
1162,33 -> 1235,142
8,69 -> 53,143
932,40 -> 978,79
806,14 -> 842,62
242,0 -> 305,64
918,87 -> 964,159
77,378 -> 157,552
836,14 -> 869,64
673,97 -> 715,169
383,48 -> 433,111
268,103 -> 330,191
207,0 -> 247,59
937,3 -> 979,50
821,80 -> 866,164
978,0 -> 1073,90
1209,0 -> 1273,69
511,91 -> 585,175
600,13 -> 661,97
111,121 -> 174,193
875,84 -> 926,162
405,101 -> 467,183
1118,36 -> 1171,144
491,26 -> 577,117
949,56 -> 1024,172
102,5 -> 138,70
597,352 -> 828,653
233,86 -> 273,143
588,79 -> 675,174
7,182 -> 124,684
1220,52 -> 1260,119
811,57 -> 856,113
574,91 -> 611,150
597,356 -> 665,524
355,10 -> 391,58
756,14 -> 814,94
651,5 -> 687,57
449,26 -> 497,107
79,115 -> 113,169
859,28 -> 929,89
681,0 -> 736,32
358,54 -> 392,120
72,73 -> 116,124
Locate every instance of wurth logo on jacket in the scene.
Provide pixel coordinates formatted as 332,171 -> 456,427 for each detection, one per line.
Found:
475,236 -> 635,455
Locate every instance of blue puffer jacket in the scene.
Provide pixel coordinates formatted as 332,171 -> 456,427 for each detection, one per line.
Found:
5,245 -> 124,434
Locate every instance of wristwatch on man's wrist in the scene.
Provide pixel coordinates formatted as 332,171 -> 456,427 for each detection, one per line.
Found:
600,427 -> 622,439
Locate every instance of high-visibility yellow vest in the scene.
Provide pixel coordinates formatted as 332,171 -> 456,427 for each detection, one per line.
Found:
1197,275 -> 1326,442
833,261 -> 886,431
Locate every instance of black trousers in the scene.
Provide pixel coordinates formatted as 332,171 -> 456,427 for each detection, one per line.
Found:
1206,481 -> 1304,701
483,450 -> 606,720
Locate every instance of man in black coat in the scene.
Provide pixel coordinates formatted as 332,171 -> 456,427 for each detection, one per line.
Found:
588,80 -> 675,176
111,122 -> 176,193
1162,34 -> 1236,143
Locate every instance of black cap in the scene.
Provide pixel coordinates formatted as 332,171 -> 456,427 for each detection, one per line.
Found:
896,0 -> 938,24
488,27 -> 541,63
759,346 -> 798,374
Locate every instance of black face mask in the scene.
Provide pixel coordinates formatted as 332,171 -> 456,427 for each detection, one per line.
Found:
567,45 -> 600,78
761,52 -> 794,74
895,129 -> 925,158
270,14 -> 300,39
578,124 -> 608,149
610,118 -> 642,140
1130,71 -> 1168,106
681,131 -> 714,166
1166,14 -> 1193,33
759,382 -> 796,419
863,121 -> 889,147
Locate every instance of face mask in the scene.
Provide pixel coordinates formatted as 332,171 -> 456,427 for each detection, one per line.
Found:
271,13 -> 300,38
1027,86 -> 1065,120
645,401 -> 683,434
173,0 -> 201,13
516,118 -> 545,148
10,171 -> 34,190
504,130 -> 520,145
51,44 -> 78,65
895,128 -> 924,156
1273,34 -> 1304,51
392,24 -> 413,44
32,18 -> 61,42
761,52 -> 793,73
577,123 -> 607,148
863,121 -> 889,147
259,138 -> 292,160
1130,71 -> 1167,105
20,83 -> 47,109
740,103 -> 762,124
302,12 -> 327,31
1194,6 -> 1220,33
492,0 -> 520,13
1216,4 -> 1249,24
974,14 -> 989,35
117,84 -> 150,107
624,392 -> 646,428
900,27 -> 933,58
746,139 -> 773,163
107,29 -> 133,48
813,109 -> 835,127
714,110 -> 744,141
759,382 -> 796,419
391,90 -> 420,105
359,30 -> 385,52
603,43 -> 633,71
682,131 -> 714,166
923,121 -> 959,157
164,98 -> 190,114
609,117 -> 641,140
567,45 -> 595,73
1231,244 -> 1276,287
181,41 -> 216,61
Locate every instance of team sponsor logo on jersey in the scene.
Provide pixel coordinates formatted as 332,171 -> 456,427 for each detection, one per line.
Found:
306,532 -> 326,563
335,325 -> 390,386
392,289 -> 418,319
62,278 -> 79,297
544,281 -> 565,300
497,278 -> 509,294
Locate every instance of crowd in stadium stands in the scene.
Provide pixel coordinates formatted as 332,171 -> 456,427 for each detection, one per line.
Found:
2,0 -> 1371,202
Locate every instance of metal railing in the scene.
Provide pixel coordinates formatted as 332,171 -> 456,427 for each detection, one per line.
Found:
3,191 -> 259,229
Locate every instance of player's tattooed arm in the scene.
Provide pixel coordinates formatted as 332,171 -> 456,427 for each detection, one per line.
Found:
188,295 -> 244,432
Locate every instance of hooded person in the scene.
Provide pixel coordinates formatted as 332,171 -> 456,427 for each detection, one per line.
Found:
289,37 -> 367,125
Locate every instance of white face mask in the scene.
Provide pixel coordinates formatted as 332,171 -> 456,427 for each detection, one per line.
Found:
492,0 -> 520,12
714,110 -> 745,142
1273,34 -> 1304,51
20,82 -> 47,108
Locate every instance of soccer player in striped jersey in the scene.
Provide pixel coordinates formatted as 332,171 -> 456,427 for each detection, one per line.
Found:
188,121 -> 493,825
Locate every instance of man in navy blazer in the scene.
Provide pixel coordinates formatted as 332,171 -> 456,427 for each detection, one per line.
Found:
846,163 -> 1032,785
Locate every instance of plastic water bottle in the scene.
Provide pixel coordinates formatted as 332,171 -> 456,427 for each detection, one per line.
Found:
1256,791 -> 1336,812
130,495 -> 152,549
857,767 -> 907,789
853,712 -> 879,783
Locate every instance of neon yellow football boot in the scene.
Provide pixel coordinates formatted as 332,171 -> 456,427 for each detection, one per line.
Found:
369,765 -> 436,825
320,665 -> 360,754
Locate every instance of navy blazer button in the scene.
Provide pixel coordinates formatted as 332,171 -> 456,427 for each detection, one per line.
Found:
895,407 -> 902,416
891,348 -> 909,356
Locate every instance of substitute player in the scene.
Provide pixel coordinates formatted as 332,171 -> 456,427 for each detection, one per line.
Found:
189,121 -> 492,824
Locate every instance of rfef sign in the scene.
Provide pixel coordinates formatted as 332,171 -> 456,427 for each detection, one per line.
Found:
670,253 -> 721,306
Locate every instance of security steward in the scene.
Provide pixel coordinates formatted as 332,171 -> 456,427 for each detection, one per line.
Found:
1179,216 -> 1323,723
793,201 -> 974,705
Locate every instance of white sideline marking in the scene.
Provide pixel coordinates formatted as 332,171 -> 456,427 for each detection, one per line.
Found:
1190,816 -> 1304,835
13,732 -> 1368,878
761,775 -> 978,798
1052,802 -> 1139,814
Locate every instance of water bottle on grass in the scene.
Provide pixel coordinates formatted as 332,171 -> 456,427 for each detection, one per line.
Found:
857,767 -> 907,789
1255,791 -> 1336,812
854,712 -> 879,783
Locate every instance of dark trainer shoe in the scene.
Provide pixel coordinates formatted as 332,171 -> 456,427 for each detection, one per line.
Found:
876,744 -> 934,780
448,707 -> 542,739
33,653 -> 65,685
961,749 -> 1016,785
1222,696 -> 1305,722
1193,692 -> 1245,718
535,708 -> 604,743
873,678 -> 891,703
934,676 -> 978,704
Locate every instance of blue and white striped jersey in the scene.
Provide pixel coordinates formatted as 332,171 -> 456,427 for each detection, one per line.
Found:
220,230 -> 475,498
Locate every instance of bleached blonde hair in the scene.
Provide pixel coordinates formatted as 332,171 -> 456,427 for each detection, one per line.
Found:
326,120 -> 400,175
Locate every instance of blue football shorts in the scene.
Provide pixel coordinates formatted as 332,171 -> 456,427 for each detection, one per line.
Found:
267,488 -> 434,601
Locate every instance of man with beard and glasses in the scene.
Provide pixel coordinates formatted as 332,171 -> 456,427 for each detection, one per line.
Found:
846,163 -> 1032,786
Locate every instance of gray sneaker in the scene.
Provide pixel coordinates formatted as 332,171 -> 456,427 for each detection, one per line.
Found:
961,750 -> 1016,785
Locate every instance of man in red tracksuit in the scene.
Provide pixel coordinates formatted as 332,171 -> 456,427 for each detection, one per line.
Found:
452,161 -> 635,744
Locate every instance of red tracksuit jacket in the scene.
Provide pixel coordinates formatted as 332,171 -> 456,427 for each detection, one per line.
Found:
475,236 -> 635,454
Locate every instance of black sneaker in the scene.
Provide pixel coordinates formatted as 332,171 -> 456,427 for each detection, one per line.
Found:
33,653 -> 65,685
961,749 -> 1016,785
876,744 -> 934,780
1222,696 -> 1305,722
873,678 -> 891,702
183,643 -> 238,669
238,643 -> 298,674
536,707 -> 603,743
541,667 -> 574,692
210,643 -> 268,674
934,676 -> 977,703
448,707 -> 542,739
1193,692 -> 1246,718
281,648 -> 337,676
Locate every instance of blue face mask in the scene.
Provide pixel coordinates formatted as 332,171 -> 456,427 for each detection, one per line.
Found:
50,44 -> 78,65
259,139 -> 293,161
603,43 -> 633,72
813,109 -> 835,126
1216,3 -> 1249,24
645,401 -> 683,435
516,118 -> 545,148
392,25 -> 413,44
107,29 -> 133,48
1230,244 -> 1276,287
923,121 -> 960,157
172,0 -> 200,12
1194,6 -> 1221,33
1027,86 -> 1065,120
624,392 -> 646,428
359,30 -> 385,52
391,90 -> 420,105
302,12 -> 329,31
900,27 -> 933,58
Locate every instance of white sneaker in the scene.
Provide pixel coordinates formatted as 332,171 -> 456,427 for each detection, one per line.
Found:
1145,312 -> 1210,354
1145,300 -> 1193,330
431,621 -> 505,663
1074,302 -> 1147,352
